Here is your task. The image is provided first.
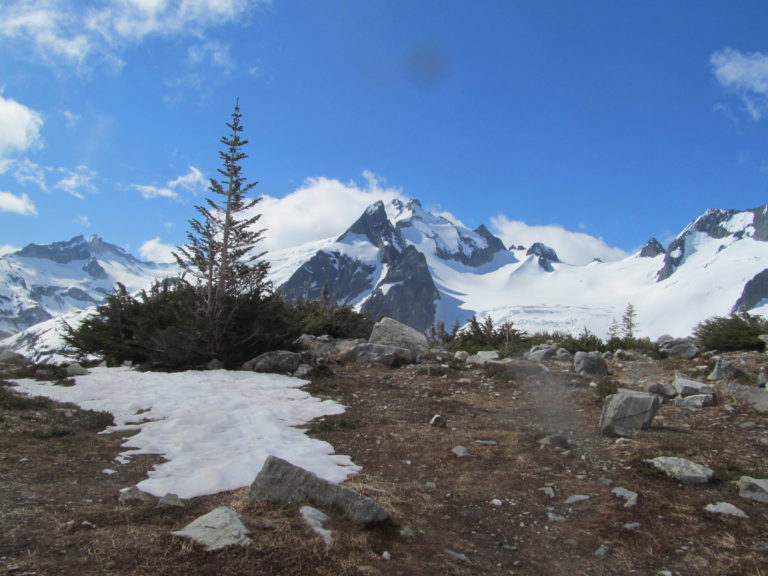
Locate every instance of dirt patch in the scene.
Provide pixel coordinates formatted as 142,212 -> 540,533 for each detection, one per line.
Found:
2,351 -> 768,575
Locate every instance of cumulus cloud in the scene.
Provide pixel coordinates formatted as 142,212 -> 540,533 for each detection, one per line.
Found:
139,237 -> 177,264
0,190 -> 37,215
490,215 -> 627,265
0,0 -> 265,69
133,165 -> 205,199
711,47 -> 768,120
0,94 -> 44,158
256,171 -> 405,252
56,165 -> 97,198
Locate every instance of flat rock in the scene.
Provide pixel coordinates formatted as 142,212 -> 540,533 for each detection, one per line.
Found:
171,506 -> 250,551
645,456 -> 714,484
611,487 -> 638,508
300,505 -> 333,547
249,456 -> 388,524
118,485 -> 155,504
242,350 -> 301,374
673,375 -> 715,397
673,394 -> 715,408
704,502 -> 748,518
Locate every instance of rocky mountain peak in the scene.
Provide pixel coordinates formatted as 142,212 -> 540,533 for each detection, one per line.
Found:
639,238 -> 666,258
526,242 -> 560,272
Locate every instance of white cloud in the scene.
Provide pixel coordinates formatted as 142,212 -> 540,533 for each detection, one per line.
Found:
139,237 -> 177,263
711,47 -> 768,120
75,214 -> 90,227
187,40 -> 233,70
0,0 -> 265,69
132,165 -> 205,199
490,215 -> 627,265
5,158 -> 49,191
257,172 -> 405,252
63,110 -> 81,127
0,190 -> 37,215
0,94 -> 44,158
55,165 -> 97,198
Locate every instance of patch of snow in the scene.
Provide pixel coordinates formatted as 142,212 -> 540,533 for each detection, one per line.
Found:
11,368 -> 359,498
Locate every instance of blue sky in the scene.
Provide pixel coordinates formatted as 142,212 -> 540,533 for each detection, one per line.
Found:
1,0 -> 767,264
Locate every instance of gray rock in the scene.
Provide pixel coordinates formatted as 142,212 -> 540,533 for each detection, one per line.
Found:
206,358 -> 224,370
555,348 -> 573,362
466,350 -> 500,366
453,350 -> 470,362
369,317 -> 429,354
645,456 -> 714,484
707,358 -> 740,381
242,350 -> 301,374
738,476 -> 768,503
645,381 -> 676,398
65,362 -> 89,376
593,544 -> 609,558
673,394 -> 715,408
527,345 -> 556,363
118,485 -> 155,504
599,389 -> 661,438
451,445 -> 471,458
564,494 -> 590,504
171,506 -> 250,551
157,493 -> 184,508
758,371 -> 767,387
300,505 -> 333,547
0,350 -> 30,365
573,351 -> 608,379
611,486 -> 638,508
343,343 -> 415,366
673,375 -> 715,397
719,381 -> 768,413
657,336 -> 699,359
623,522 -> 641,531
292,363 -> 312,378
249,456 -> 388,524
704,502 -> 748,518
429,414 -> 447,427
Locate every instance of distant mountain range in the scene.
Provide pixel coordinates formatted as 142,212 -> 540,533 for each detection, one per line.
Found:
1,201 -> 767,362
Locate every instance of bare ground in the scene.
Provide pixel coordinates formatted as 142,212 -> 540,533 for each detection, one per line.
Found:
2,351 -> 768,575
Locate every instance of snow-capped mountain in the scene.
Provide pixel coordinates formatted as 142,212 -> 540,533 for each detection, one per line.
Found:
0,235 -> 175,338
278,199 -> 768,339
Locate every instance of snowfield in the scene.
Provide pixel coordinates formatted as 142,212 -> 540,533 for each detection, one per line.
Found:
12,368 -> 359,499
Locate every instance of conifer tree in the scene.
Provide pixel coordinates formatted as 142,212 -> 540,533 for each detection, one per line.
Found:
174,100 -> 270,351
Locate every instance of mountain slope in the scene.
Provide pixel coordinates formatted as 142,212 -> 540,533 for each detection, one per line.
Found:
0,235 -> 175,338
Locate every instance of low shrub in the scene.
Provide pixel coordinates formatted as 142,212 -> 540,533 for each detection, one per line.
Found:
693,312 -> 768,352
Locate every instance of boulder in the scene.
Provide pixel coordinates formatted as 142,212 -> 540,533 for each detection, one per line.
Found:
527,345 -> 556,363
453,350 -> 470,362
343,343 -> 415,366
369,317 -> 429,354
249,456 -> 388,524
573,351 -> 608,379
555,348 -> 573,362
171,506 -> 251,551
657,336 -> 699,359
737,476 -> 768,503
466,350 -> 499,366
704,502 -> 748,518
645,457 -> 714,484
673,375 -> 715,397
719,382 -> 768,413
206,358 -> 224,370
242,351 -> 301,374
645,381 -> 676,398
65,362 -> 89,376
599,389 -> 661,437
118,485 -> 155,505
707,358 -> 740,381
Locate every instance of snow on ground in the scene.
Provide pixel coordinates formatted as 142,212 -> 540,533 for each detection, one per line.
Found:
11,367 -> 359,499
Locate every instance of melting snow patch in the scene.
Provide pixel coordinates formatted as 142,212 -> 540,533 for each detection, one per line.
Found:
12,367 -> 359,498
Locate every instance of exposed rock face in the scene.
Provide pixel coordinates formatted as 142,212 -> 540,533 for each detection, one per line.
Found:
707,358 -> 740,381
639,238 -> 666,258
657,336 -> 699,359
368,317 -> 429,354
573,351 -> 608,379
645,457 -> 714,484
171,507 -> 251,551
732,268 -> 768,314
281,250 -> 377,304
242,351 -> 301,374
599,389 -> 661,437
342,343 -> 416,366
526,242 -> 560,271
249,456 -> 388,524
361,246 -> 440,332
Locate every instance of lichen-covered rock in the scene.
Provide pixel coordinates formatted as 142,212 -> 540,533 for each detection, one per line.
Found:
171,507 -> 250,551
368,317 -> 429,354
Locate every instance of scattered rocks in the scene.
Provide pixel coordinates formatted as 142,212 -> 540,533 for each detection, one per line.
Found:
573,351 -> 608,379
657,336 -> 699,359
249,456 -> 388,524
466,350 -> 499,366
704,502 -> 748,518
707,358 -> 740,381
645,381 -> 676,398
611,486 -> 638,508
599,389 -> 661,437
737,476 -> 768,503
526,344 -> 556,363
171,506 -> 251,551
342,343 -> 416,366
645,457 -> 715,484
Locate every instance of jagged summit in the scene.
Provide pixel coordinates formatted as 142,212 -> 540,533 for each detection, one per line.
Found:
639,238 -> 665,258
15,235 -> 147,266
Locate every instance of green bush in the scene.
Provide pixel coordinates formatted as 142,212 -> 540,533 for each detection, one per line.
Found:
693,312 -> 768,352
450,315 -> 527,356
558,327 -> 606,354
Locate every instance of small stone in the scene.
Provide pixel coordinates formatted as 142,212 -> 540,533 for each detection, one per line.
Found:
382,551 -> 391,560
444,549 -> 471,563
564,494 -> 590,505
738,476 -> 768,503
611,486 -> 638,508
157,493 -> 184,508
547,511 -> 566,522
645,457 -> 714,484
430,414 -> 446,427
399,526 -> 416,538
118,485 -> 155,504
623,522 -> 641,531
451,445 -> 471,458
490,498 -> 503,506
539,486 -> 555,498
704,502 -> 748,518
674,394 -> 715,409
594,544 -> 609,558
